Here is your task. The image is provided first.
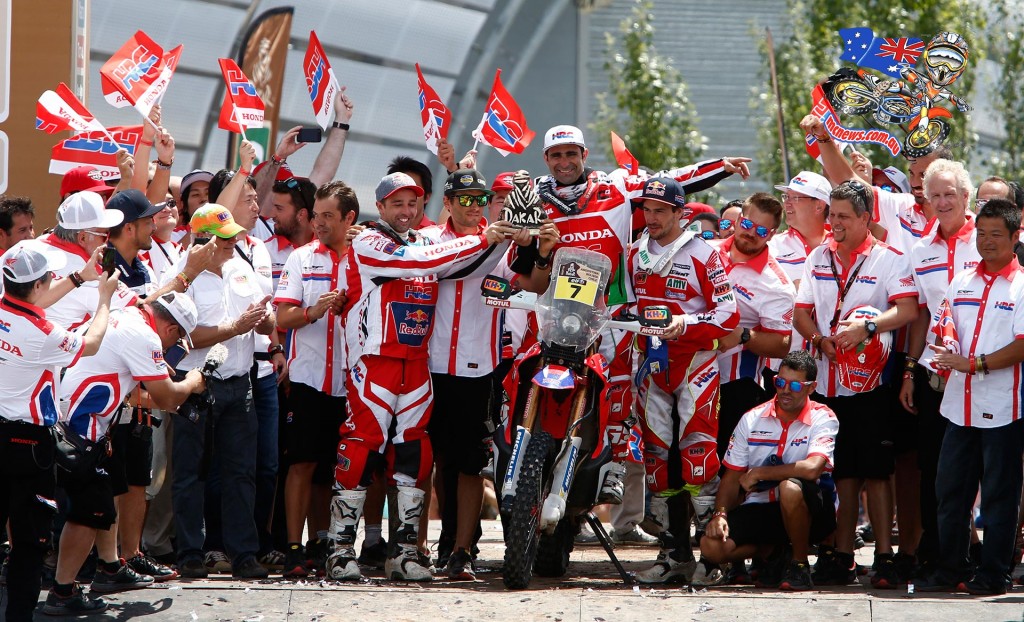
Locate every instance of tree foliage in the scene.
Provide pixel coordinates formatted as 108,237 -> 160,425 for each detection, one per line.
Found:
753,0 -> 987,186
592,0 -> 708,175
984,0 -> 1024,181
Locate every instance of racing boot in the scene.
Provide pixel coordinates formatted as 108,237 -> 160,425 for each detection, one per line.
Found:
691,476 -> 720,544
325,489 -> 365,581
597,461 -> 627,505
384,487 -> 433,581
636,493 -> 697,584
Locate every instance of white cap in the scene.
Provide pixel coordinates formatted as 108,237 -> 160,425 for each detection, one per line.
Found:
543,125 -> 586,152
880,166 -> 911,194
1,240 -> 67,283
57,191 -> 124,230
774,171 -> 833,204
153,291 -> 198,346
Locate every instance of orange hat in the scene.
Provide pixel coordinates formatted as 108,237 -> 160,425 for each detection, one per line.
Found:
190,204 -> 245,239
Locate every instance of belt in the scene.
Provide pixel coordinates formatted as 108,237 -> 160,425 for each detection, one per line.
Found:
209,373 -> 250,385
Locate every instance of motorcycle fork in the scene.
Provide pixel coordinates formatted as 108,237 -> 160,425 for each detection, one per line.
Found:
499,372 -> 544,509
539,373 -> 591,532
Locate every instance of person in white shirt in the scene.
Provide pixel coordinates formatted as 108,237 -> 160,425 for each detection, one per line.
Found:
770,171 -> 832,287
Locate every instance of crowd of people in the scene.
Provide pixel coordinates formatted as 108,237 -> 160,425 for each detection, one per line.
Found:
1,73 -> 1024,620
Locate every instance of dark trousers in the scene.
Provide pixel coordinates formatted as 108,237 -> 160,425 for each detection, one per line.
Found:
717,377 -> 768,460
911,369 -> 947,566
0,421 -> 56,622
172,374 -> 259,564
935,418 -> 1024,585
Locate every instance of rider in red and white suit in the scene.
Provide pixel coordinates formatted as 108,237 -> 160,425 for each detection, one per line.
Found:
326,172 -> 513,582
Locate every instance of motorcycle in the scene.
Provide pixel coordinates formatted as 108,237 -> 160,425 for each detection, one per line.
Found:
482,247 -> 670,589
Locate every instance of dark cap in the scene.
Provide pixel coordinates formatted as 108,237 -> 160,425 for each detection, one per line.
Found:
444,168 -> 494,196
106,189 -> 163,223
639,177 -> 686,209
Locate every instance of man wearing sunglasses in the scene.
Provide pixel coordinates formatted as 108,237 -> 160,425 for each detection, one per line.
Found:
718,200 -> 743,240
793,180 -> 919,589
770,171 -> 832,287
700,350 -> 839,591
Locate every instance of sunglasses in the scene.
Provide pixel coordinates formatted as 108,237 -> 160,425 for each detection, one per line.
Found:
841,179 -> 871,210
719,218 -> 733,230
774,377 -> 814,392
698,230 -> 716,240
456,195 -> 490,207
82,229 -> 109,241
782,193 -> 813,202
739,218 -> 772,238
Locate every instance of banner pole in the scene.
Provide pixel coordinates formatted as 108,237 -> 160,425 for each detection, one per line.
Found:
233,104 -> 249,142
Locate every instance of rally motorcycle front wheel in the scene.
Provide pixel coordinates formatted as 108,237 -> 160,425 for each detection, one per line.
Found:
502,431 -> 553,589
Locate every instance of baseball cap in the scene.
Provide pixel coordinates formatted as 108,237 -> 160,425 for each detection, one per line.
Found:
775,171 -> 832,204
375,172 -> 424,203
189,204 -> 245,239
873,166 -> 911,194
57,191 -> 125,230
252,160 -> 293,182
543,125 -> 586,152
684,202 -> 716,217
106,189 -> 163,223
835,305 -> 893,393
492,171 -> 516,193
153,291 -> 198,346
639,177 -> 687,209
444,168 -> 494,196
1,240 -> 67,283
180,169 -> 214,201
60,165 -> 114,198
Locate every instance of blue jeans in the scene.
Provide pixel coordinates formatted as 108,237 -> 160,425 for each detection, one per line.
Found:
172,374 -> 259,564
935,418 -> 1024,585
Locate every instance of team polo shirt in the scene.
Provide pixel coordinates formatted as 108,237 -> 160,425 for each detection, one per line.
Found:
264,234 -> 297,291
933,260 -> 1024,428
274,240 -> 348,396
873,187 -> 930,254
714,238 -> 796,384
910,216 -> 979,368
767,227 -> 828,284
141,236 -> 184,286
723,397 -> 838,504
424,220 -> 506,378
173,256 -> 264,378
795,234 -> 918,396
236,236 -> 276,379
0,296 -> 84,426
38,234 -> 139,331
60,306 -> 168,441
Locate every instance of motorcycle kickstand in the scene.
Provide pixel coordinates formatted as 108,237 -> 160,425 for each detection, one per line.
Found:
583,511 -> 635,586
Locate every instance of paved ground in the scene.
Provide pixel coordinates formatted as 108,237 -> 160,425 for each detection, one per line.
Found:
7,519 -> 1024,621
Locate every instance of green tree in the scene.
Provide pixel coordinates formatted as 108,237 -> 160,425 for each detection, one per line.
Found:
983,0 -> 1024,181
753,0 -> 987,186
592,0 -> 709,186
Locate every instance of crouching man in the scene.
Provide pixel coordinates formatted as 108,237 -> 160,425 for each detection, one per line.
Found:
700,350 -> 839,591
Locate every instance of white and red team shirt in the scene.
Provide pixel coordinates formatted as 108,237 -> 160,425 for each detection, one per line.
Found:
714,238 -> 796,384
274,240 -> 347,396
422,220 -> 510,378
0,296 -> 84,426
236,235 -> 276,378
170,225 -> 190,245
344,223 -> 508,365
141,235 -> 184,287
873,187 -> 931,254
627,231 -> 740,355
767,227 -> 829,285
795,235 -> 918,396
60,306 -> 168,441
172,256 -> 265,378
933,260 -> 1024,428
723,397 -> 838,504
264,234 -> 298,292
37,233 -> 139,331
535,160 -> 731,303
910,216 -> 980,368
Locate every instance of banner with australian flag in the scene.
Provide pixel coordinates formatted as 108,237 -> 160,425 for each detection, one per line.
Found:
839,27 -> 924,78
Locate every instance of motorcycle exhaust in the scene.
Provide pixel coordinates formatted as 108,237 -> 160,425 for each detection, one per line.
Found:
540,435 -> 583,532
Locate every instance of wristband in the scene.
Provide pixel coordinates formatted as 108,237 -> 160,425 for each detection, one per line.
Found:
139,139 -> 154,146
814,133 -> 831,143
270,154 -> 286,165
332,122 -> 350,131
68,271 -> 84,288
303,307 -> 317,324
711,510 -> 728,520
810,333 -> 822,349
156,158 -> 173,170
980,353 -> 990,375
175,273 -> 191,291
268,344 -> 284,356
902,371 -> 915,381
535,252 -> 552,269
238,168 -> 251,176
969,355 -> 977,375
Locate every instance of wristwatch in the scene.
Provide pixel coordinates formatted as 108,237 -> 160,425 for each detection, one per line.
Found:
864,320 -> 878,339
268,344 -> 284,356
535,252 -> 552,269
739,327 -> 751,345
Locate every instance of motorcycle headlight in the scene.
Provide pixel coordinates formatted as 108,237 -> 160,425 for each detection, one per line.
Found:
560,313 -> 583,335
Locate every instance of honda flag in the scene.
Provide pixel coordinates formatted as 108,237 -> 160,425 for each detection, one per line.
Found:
102,44 -> 182,109
416,63 -> 451,155
36,83 -> 107,135
218,58 -> 265,134
99,30 -> 174,117
304,31 -> 340,131
49,125 -> 143,178
610,131 -> 639,175
472,69 -> 534,156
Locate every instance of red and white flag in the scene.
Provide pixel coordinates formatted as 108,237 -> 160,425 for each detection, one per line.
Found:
303,31 -> 340,131
805,84 -> 849,163
472,69 -> 534,156
36,83 -> 107,135
49,125 -> 144,178
416,63 -> 451,155
610,131 -> 639,175
99,30 -> 174,117
101,74 -> 132,109
218,58 -> 265,134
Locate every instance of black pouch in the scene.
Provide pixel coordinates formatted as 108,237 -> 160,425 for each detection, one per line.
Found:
52,421 -> 109,478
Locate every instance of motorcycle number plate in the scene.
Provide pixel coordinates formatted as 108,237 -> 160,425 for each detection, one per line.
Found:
553,275 -> 598,306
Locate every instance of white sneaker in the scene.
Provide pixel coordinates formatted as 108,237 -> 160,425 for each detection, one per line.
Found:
690,559 -> 726,586
385,549 -> 433,582
326,549 -> 362,581
611,526 -> 659,546
635,551 -> 697,584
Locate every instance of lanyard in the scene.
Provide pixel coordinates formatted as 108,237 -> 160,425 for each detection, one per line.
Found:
828,249 -> 868,330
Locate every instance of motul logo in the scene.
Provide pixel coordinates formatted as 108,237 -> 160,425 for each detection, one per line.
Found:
560,229 -> 614,243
